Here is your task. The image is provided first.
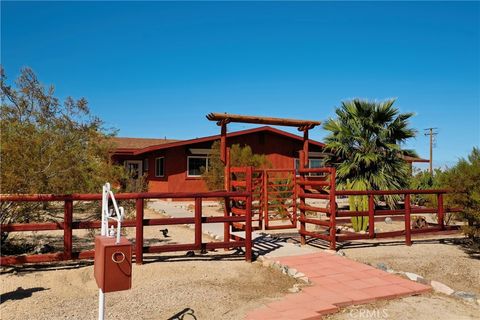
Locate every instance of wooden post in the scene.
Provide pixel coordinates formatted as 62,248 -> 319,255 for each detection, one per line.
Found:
220,122 -> 227,163
329,168 -> 337,250
263,170 -> 269,229
245,166 -> 253,262
194,197 -> 203,251
292,170 -> 297,226
405,194 -> 411,246
299,151 -> 306,245
63,199 -> 73,260
224,147 -> 231,191
224,196 -> 231,248
437,193 -> 444,230
135,198 -> 144,265
368,194 -> 375,239
303,130 -> 309,168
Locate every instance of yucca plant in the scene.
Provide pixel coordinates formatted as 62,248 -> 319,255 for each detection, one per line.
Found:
323,99 -> 417,231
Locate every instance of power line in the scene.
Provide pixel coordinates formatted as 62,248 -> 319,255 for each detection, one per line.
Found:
424,128 -> 438,174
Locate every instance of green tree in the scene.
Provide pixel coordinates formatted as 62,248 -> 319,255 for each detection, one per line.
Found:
323,99 -> 417,231
0,67 -> 129,228
202,141 -> 270,191
437,148 -> 480,240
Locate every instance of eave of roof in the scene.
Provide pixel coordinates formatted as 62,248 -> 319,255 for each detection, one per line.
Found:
125,126 -> 325,156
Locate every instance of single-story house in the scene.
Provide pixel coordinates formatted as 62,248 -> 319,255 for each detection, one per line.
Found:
111,126 -> 327,193
111,126 -> 429,193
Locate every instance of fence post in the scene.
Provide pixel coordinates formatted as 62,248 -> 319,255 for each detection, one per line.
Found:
195,197 -> 203,251
263,170 -> 269,229
245,166 -> 253,262
63,199 -> 73,260
368,194 -> 375,239
405,193 -> 412,246
437,193 -> 444,230
292,170 -> 297,226
329,168 -> 337,250
299,151 -> 306,245
224,196 -> 231,248
135,198 -> 144,265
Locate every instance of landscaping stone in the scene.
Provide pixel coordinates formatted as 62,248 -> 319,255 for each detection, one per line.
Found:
376,262 -> 388,271
405,272 -> 424,282
288,286 -> 301,293
298,276 -> 310,284
453,291 -> 477,303
336,250 -> 346,256
293,272 -> 306,279
287,268 -> 298,277
431,280 -> 454,295
385,217 -> 393,224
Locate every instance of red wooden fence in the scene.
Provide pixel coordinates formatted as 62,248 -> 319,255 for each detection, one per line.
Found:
0,191 -> 253,266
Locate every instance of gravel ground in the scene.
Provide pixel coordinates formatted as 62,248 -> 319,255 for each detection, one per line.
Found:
1,258 -> 296,320
326,294 -> 480,320
339,235 -> 480,295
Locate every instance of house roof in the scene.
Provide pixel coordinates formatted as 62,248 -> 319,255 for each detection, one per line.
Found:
111,137 -> 180,151
112,126 -> 325,156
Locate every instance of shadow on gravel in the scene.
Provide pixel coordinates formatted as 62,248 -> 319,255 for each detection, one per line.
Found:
0,260 -> 93,275
0,287 -> 49,304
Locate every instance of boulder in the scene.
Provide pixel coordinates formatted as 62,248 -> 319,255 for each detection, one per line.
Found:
453,291 -> 477,303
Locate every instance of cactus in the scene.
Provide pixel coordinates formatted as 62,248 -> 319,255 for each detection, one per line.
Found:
347,180 -> 369,232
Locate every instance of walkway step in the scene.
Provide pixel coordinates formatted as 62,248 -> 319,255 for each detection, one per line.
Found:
245,252 -> 431,320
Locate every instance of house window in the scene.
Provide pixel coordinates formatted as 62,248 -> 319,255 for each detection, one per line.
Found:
125,160 -> 143,179
295,158 -> 325,176
143,158 -> 149,172
187,156 -> 208,177
155,157 -> 165,177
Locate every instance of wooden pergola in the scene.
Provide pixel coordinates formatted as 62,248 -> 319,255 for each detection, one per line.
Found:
206,112 -> 321,189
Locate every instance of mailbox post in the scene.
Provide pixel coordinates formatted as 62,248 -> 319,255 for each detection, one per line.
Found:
94,183 -> 132,320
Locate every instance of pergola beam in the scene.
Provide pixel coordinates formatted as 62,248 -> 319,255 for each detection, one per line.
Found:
206,113 -> 321,131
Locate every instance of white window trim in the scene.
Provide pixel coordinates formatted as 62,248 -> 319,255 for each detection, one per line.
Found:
155,157 -> 165,177
187,155 -> 208,177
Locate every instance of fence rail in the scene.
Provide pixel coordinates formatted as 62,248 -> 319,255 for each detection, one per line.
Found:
295,151 -> 462,250
0,191 -> 253,266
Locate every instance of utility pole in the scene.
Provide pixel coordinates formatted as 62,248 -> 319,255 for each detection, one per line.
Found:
424,128 -> 438,174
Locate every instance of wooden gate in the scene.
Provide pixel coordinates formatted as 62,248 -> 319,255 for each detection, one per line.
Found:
229,167 -> 297,230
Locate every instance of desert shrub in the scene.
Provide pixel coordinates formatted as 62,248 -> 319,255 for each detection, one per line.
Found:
436,148 -> 480,240
202,141 -> 270,191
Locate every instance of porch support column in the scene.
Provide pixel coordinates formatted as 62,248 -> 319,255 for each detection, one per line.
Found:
303,129 -> 309,168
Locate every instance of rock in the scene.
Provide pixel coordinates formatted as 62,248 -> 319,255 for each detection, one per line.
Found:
287,268 -> 298,277
293,272 -> 306,279
257,256 -> 265,262
417,277 -> 430,285
386,269 -> 395,274
288,286 -> 300,293
336,250 -> 346,256
34,243 -> 54,254
185,251 -> 195,257
347,227 -> 355,233
431,281 -> 454,295
453,291 -> 477,303
385,217 -> 393,224
298,276 -> 310,284
405,272 -> 424,282
376,263 -> 388,271
359,230 -> 367,234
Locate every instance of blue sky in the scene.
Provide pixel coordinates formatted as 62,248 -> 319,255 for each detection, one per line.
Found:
2,1 -> 479,169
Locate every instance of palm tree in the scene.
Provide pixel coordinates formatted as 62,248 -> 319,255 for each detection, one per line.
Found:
323,99 -> 417,231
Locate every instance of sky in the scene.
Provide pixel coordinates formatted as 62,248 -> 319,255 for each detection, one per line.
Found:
2,1 -> 479,169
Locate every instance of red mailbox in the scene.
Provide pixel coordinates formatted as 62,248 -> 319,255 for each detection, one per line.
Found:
94,236 -> 132,293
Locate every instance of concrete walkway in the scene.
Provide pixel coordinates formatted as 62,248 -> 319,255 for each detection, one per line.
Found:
245,252 -> 431,320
